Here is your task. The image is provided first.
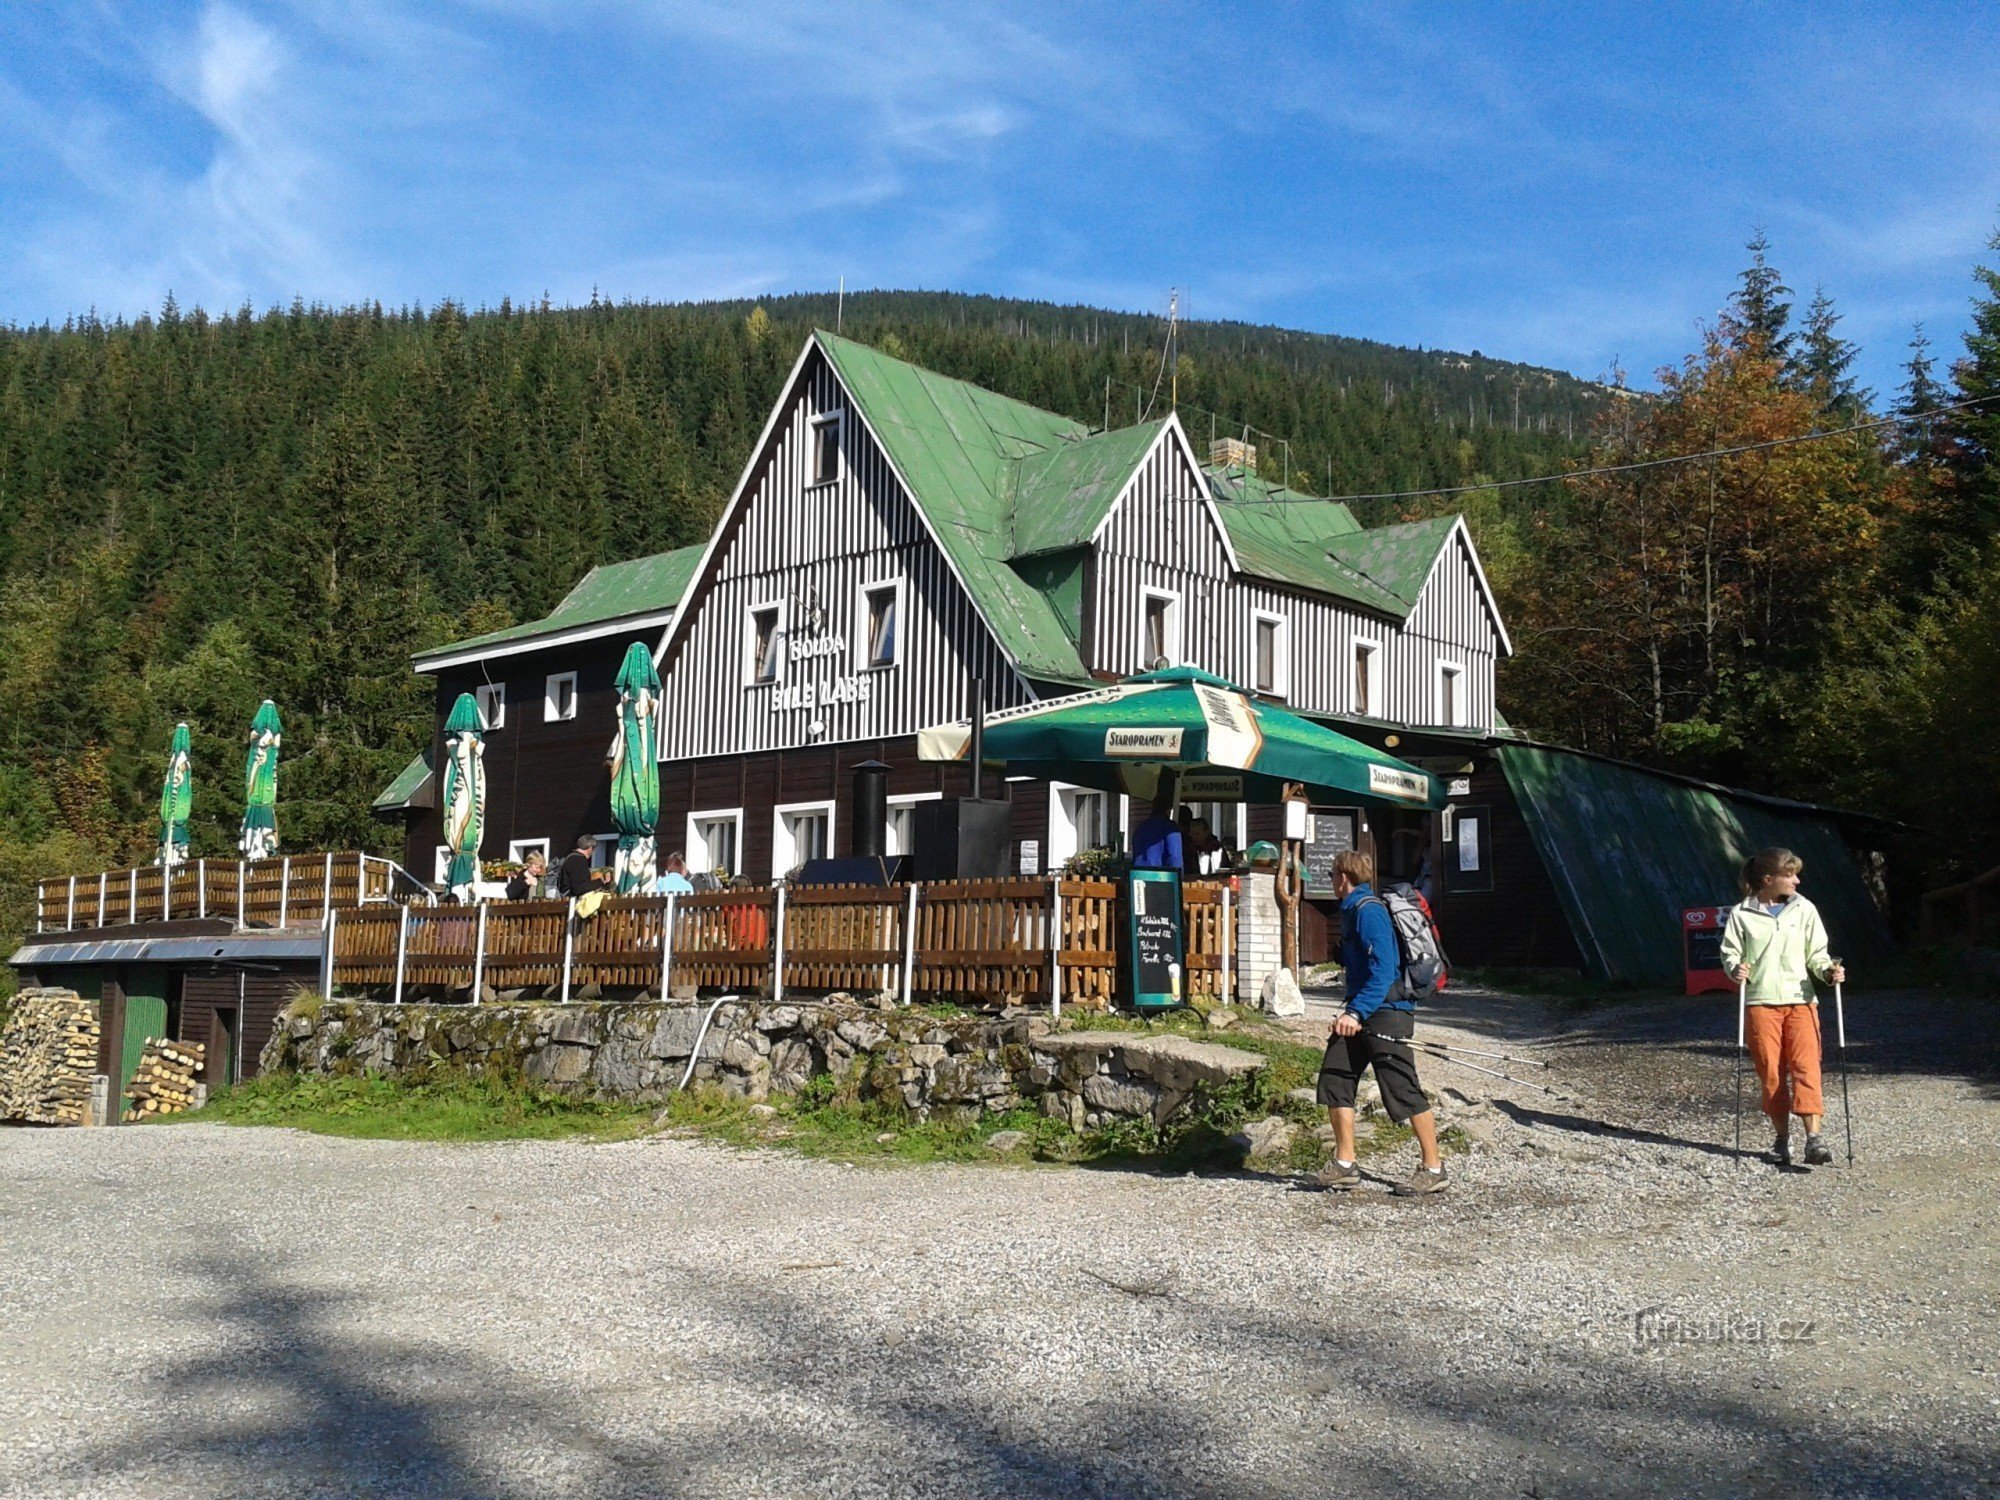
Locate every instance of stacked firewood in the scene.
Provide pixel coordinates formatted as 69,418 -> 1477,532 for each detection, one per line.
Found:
0,989 -> 101,1125
123,1038 -> 206,1121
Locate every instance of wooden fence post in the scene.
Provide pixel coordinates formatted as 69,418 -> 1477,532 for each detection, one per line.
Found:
559,898 -> 576,1004
1047,879 -> 1062,1020
772,887 -> 788,1002
901,883 -> 920,1007
1220,884 -> 1234,1006
392,903 -> 410,1005
322,905 -> 339,998
472,902 -> 488,1005
660,894 -> 677,1000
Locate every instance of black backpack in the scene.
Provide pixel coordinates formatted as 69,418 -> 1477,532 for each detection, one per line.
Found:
1360,883 -> 1450,1001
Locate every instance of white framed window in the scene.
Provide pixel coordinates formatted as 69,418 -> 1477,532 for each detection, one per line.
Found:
1436,660 -> 1466,728
774,799 -> 835,874
857,577 -> 902,670
1251,609 -> 1290,697
543,671 -> 578,722
811,412 -> 843,487
474,681 -> 505,730
591,834 -> 619,871
746,600 -> 785,685
508,838 -> 550,864
1352,637 -> 1381,718
1048,781 -> 1122,869
433,845 -> 452,884
885,791 -> 943,858
1140,588 -> 1182,668
687,808 -> 743,878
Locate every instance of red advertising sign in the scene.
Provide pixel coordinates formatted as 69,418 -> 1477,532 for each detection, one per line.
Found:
1683,905 -> 1736,996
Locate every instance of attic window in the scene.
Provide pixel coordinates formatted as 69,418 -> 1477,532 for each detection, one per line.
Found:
862,581 -> 899,669
748,603 -> 784,684
812,413 -> 842,486
1141,588 -> 1181,668
1353,639 -> 1380,718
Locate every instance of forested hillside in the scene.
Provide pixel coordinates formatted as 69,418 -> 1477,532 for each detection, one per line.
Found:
3,249 -> 1997,983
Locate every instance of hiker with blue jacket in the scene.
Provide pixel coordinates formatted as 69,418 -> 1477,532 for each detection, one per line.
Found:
1315,849 -> 1447,1195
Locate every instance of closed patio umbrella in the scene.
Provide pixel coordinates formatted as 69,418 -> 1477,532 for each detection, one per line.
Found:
238,700 -> 282,860
441,692 -> 486,899
609,641 -> 662,893
157,722 -> 193,868
917,666 -> 1443,810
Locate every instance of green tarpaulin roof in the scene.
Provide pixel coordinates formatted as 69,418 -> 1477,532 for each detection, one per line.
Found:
1499,741 -> 1893,985
417,543 -> 705,662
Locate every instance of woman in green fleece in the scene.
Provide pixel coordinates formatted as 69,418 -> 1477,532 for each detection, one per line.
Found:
1720,847 -> 1847,1167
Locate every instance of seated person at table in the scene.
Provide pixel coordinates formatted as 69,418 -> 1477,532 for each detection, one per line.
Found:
652,851 -> 695,895
506,850 -> 547,901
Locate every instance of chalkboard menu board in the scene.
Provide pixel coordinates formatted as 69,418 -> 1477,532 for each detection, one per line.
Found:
1124,868 -> 1184,1010
1303,808 -> 1360,897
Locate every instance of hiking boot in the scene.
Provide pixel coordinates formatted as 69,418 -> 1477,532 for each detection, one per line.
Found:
1391,1164 -> 1448,1196
1312,1160 -> 1361,1191
1804,1134 -> 1834,1166
1768,1133 -> 1793,1168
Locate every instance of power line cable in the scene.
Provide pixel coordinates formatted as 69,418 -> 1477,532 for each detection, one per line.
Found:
1248,394 -> 1998,506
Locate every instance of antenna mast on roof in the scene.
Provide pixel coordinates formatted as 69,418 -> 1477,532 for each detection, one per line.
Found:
836,276 -> 844,334
1168,288 -> 1180,411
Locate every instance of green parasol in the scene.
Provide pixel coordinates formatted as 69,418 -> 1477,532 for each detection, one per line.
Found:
239,700 -> 282,860
918,666 -> 1443,809
441,692 -> 487,897
609,641 -> 662,893
157,721 -> 193,868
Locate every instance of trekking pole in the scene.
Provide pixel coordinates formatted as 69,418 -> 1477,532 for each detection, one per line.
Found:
1832,962 -> 1854,1165
1414,1038 -> 1551,1068
1366,1033 -> 1569,1099
1734,978 -> 1747,1163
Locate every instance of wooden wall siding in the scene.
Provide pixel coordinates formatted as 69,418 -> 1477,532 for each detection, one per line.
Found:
417,634 -> 635,872
1398,528 -> 1501,730
659,353 -> 1028,764
1090,430 -> 1233,677
1432,761 -> 1585,970
1087,435 -> 1500,731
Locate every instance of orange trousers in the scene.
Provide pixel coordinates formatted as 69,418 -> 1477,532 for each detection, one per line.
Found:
1745,1003 -> 1823,1127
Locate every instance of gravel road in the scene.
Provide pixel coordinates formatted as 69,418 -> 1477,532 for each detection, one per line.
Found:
3,984 -> 1996,1499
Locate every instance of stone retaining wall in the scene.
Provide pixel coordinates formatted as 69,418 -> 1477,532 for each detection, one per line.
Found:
261,999 -> 1269,1129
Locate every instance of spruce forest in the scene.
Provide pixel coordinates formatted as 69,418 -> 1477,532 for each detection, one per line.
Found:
4,239 -> 1998,983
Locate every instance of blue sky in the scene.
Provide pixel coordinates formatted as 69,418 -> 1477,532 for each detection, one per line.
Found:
2,2 -> 1996,398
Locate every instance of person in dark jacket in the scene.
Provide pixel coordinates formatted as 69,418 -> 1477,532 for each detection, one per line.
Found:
1314,849 -> 1446,1195
505,850 -> 547,901
555,836 -> 597,899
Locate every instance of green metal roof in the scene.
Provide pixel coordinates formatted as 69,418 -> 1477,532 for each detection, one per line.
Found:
371,749 -> 433,814
816,330 -> 1096,683
1010,419 -> 1169,557
1498,741 -> 1893,985
417,542 -> 705,661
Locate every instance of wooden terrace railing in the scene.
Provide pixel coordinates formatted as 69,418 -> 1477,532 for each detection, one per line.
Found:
34,854 -> 428,934
328,878 -> 1238,1011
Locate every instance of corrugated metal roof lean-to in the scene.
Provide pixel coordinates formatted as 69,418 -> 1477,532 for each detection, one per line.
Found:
1498,742 -> 1893,986
371,750 -> 433,813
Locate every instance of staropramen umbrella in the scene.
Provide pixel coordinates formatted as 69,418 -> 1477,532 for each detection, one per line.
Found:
608,641 -> 662,893
441,692 -> 487,898
157,721 -> 193,868
239,700 -> 282,860
917,666 -> 1444,810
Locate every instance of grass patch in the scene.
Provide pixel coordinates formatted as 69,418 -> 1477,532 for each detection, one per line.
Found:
171,1068 -> 653,1142
657,1081 -> 1063,1166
